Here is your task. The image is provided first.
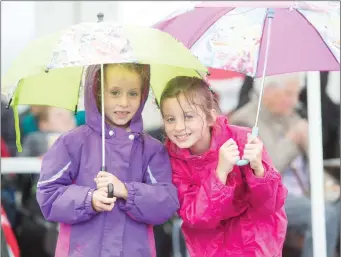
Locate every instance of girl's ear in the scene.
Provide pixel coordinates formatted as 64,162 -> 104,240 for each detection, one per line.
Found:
208,109 -> 218,126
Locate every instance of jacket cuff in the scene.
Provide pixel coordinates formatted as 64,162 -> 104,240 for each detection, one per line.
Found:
118,182 -> 136,212
245,162 -> 278,185
211,171 -> 235,195
84,188 -> 97,215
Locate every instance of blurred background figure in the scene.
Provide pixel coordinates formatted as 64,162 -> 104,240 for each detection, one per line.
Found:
299,71 -> 340,160
234,71 -> 340,160
19,106 -> 76,157
20,105 -> 84,144
20,106 -> 46,141
1,100 -> 17,156
14,107 -> 76,257
1,99 -> 18,237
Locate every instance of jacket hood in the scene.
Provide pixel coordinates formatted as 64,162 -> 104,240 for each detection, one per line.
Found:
165,115 -> 235,161
83,64 -> 150,136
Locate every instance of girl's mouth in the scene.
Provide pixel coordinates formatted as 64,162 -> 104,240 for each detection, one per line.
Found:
175,134 -> 191,141
114,111 -> 130,118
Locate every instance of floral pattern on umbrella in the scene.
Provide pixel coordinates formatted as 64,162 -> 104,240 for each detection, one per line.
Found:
48,23 -> 137,69
190,8 -> 266,76
298,6 -> 340,62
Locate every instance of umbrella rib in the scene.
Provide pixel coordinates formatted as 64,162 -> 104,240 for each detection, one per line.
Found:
255,9 -> 274,127
253,8 -> 269,78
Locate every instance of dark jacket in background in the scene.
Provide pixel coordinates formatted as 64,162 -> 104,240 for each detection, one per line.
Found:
299,71 -> 340,159
1,101 -> 17,156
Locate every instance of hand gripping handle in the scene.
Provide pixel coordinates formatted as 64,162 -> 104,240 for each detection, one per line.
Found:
100,166 -> 114,198
235,127 -> 259,166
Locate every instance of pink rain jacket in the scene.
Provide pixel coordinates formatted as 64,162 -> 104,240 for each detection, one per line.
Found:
165,116 -> 288,257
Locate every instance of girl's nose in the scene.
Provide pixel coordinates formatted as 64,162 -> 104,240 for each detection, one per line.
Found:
174,120 -> 186,131
118,95 -> 129,107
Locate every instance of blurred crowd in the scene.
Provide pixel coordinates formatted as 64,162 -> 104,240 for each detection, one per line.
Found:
1,71 -> 340,257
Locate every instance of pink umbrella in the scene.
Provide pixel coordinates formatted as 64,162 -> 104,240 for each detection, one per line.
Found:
154,1 -> 340,166
155,1 -> 339,77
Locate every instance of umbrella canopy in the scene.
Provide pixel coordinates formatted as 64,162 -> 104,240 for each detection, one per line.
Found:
2,22 -> 207,109
154,1 -> 340,77
1,22 -> 207,153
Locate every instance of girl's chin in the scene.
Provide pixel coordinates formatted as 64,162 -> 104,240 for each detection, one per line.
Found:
174,138 -> 197,150
174,140 -> 193,149
107,118 -> 130,129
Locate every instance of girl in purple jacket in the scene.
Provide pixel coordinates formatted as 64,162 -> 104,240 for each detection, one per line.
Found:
36,64 -> 179,257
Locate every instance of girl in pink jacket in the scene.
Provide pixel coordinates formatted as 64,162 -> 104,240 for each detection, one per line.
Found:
159,76 -> 288,257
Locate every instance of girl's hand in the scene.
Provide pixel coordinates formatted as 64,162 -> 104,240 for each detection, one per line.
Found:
242,133 -> 264,177
216,139 -> 240,183
91,190 -> 117,212
94,171 -> 128,200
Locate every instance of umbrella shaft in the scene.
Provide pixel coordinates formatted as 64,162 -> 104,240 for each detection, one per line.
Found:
98,5 -> 105,168
255,11 -> 274,127
101,64 -> 106,167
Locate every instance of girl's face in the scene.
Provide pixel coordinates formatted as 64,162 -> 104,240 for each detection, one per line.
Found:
162,93 -> 214,155
103,65 -> 142,128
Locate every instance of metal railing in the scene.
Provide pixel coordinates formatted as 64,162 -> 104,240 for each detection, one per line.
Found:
2,157 -> 339,174
1,157 -> 42,174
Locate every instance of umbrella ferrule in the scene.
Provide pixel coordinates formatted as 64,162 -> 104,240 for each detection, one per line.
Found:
97,13 -> 104,23
267,8 -> 275,19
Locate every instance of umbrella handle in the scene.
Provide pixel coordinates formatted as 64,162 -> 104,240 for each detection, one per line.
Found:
236,127 -> 259,166
107,183 -> 114,198
100,166 -> 115,198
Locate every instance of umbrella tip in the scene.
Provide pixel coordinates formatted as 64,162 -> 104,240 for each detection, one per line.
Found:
97,12 -> 104,22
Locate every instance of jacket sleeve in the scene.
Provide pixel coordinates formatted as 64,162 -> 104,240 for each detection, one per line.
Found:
118,145 -> 179,225
36,136 -> 97,224
243,147 -> 288,214
173,162 -> 246,230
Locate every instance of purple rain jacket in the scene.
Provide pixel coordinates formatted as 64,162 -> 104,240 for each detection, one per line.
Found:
36,65 -> 179,257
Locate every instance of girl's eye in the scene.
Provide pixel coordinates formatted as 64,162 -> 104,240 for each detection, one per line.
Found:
166,118 -> 175,123
111,91 -> 120,96
129,91 -> 139,97
185,115 -> 193,120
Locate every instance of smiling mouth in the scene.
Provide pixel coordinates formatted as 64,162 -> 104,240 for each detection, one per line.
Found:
175,134 -> 191,140
114,111 -> 130,117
